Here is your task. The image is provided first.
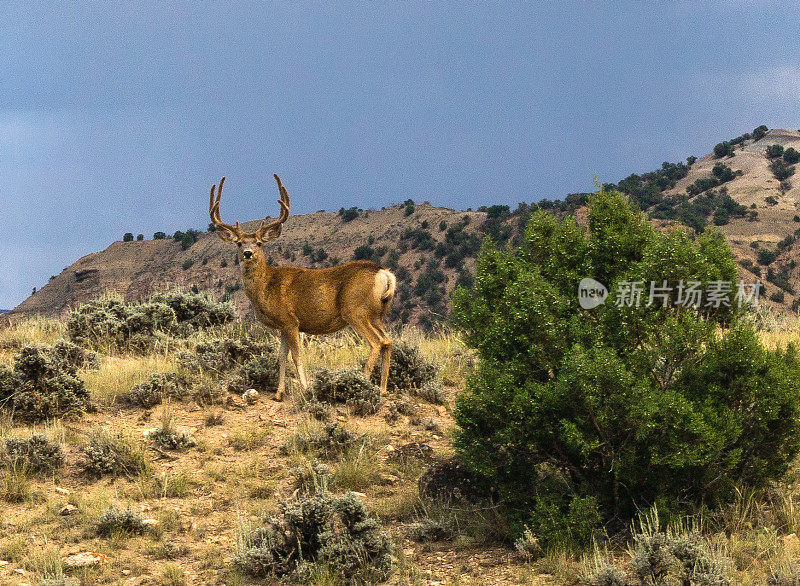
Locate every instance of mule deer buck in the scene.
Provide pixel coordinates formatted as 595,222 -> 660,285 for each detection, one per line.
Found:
209,174 -> 396,401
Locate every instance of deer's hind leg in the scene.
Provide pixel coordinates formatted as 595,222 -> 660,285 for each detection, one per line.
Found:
372,319 -> 393,395
346,312 -> 392,394
345,314 -> 382,381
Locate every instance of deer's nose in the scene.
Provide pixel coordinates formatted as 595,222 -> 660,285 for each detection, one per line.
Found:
243,250 -> 253,259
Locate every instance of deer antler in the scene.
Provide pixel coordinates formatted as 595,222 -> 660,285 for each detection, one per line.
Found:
256,174 -> 291,240
209,177 -> 244,239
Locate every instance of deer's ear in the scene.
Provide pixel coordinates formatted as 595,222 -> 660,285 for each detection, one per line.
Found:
258,220 -> 282,241
264,224 -> 282,240
216,226 -> 237,242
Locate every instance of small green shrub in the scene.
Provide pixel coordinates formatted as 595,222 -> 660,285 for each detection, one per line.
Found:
119,372 -> 190,408
310,369 -> 382,416
766,144 -> 785,159
96,507 -> 150,536
0,344 -> 91,421
3,435 -> 64,474
233,492 -> 393,584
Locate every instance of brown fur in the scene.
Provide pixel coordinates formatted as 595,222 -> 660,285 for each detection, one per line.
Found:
209,174 -> 395,400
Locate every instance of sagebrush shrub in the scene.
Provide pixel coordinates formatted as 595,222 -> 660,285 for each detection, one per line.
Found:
583,564 -> 629,586
180,336 -> 273,375
234,491 -> 393,584
52,339 -> 100,370
3,435 -> 64,474
67,291 -> 234,352
148,428 -> 196,451
119,372 -> 190,408
79,427 -> 150,477
0,344 -> 91,421
414,381 -> 446,404
291,460 -> 332,494
288,423 -> 364,460
453,190 -> 800,541
227,354 -> 280,395
310,369 -> 382,415
371,341 -> 436,393
96,507 -> 149,536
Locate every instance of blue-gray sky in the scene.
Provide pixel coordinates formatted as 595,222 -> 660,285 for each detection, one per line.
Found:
2,2 -> 799,308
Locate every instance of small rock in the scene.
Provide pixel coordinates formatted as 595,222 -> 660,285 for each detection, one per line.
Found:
59,504 -> 78,516
380,473 -> 400,485
386,444 -> 395,452
351,491 -> 367,498
0,560 -> 8,567
54,487 -> 70,495
141,518 -> 159,530
122,569 -> 131,576
63,551 -> 109,569
13,568 -> 25,575
242,389 -> 259,404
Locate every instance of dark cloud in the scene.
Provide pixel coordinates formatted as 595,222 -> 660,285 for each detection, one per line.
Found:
2,2 -> 798,307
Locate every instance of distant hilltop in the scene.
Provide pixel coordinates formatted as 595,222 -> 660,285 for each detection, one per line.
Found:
12,126 -> 800,322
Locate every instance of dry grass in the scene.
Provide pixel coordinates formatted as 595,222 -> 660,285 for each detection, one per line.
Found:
82,353 -> 180,407
0,316 -> 65,364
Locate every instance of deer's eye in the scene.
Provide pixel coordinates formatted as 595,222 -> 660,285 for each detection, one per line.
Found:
256,242 -> 262,247
237,242 -> 242,247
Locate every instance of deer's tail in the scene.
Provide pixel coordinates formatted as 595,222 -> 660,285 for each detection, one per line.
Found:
375,269 -> 396,310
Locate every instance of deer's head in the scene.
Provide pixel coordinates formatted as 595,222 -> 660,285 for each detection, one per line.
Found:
209,174 -> 290,264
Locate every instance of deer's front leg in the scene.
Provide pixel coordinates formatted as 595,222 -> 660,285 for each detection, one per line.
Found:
285,327 -> 308,391
276,333 -> 289,401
